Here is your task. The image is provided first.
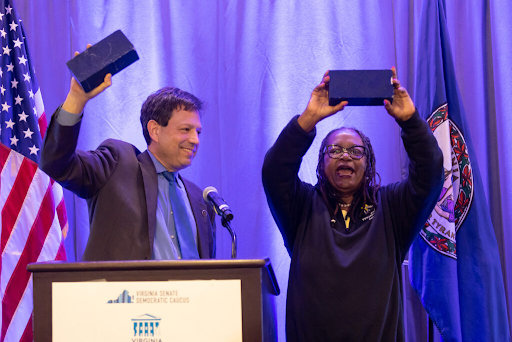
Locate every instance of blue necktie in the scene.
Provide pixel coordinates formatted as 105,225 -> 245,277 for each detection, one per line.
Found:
162,171 -> 199,259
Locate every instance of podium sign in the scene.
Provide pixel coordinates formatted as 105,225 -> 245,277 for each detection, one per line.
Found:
53,280 -> 242,341
28,259 -> 279,342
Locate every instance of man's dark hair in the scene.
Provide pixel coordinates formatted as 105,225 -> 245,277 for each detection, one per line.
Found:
316,127 -> 381,221
140,87 -> 203,145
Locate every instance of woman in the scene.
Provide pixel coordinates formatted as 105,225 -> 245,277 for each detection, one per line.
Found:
262,68 -> 443,341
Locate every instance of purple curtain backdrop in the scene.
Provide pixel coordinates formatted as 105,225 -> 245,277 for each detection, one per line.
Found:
18,1 -> 512,340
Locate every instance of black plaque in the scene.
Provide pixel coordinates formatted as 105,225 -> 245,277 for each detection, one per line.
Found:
328,69 -> 394,106
66,30 -> 139,92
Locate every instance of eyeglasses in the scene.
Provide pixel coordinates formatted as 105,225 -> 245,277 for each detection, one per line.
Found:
323,144 -> 366,160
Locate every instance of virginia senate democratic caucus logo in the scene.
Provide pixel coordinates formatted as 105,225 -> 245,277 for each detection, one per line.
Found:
421,103 -> 474,259
106,291 -> 163,340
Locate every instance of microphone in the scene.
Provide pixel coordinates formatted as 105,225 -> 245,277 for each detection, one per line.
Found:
202,186 -> 234,222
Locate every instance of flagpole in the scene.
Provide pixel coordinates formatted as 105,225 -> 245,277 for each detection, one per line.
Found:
427,317 -> 434,342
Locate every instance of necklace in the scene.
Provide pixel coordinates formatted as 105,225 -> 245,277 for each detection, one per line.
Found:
330,202 -> 352,227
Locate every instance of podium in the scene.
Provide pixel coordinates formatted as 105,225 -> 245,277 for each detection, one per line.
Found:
28,259 -> 279,341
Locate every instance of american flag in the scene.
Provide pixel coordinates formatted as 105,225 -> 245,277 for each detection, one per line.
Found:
0,1 -> 68,341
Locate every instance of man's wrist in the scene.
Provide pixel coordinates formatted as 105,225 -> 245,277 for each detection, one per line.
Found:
62,93 -> 87,114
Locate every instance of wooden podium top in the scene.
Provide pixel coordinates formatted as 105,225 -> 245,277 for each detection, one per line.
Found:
29,258 -> 269,271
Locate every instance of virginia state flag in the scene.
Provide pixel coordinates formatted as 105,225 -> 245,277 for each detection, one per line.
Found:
408,0 -> 510,341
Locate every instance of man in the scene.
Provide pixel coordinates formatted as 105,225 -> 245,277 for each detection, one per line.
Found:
41,55 -> 215,261
262,68 -> 443,341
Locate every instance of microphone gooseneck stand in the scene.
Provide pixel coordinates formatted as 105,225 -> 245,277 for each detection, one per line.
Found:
221,217 -> 237,259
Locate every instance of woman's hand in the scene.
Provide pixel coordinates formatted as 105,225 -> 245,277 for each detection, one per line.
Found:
383,66 -> 415,121
298,71 -> 348,132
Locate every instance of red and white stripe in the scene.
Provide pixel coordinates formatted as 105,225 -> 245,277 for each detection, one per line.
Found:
0,141 -> 67,342
34,89 -> 48,137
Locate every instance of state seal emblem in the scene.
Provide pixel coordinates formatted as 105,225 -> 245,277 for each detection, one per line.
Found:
420,103 -> 474,259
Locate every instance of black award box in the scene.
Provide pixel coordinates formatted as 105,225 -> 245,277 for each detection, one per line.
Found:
328,70 -> 394,106
66,30 -> 139,93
